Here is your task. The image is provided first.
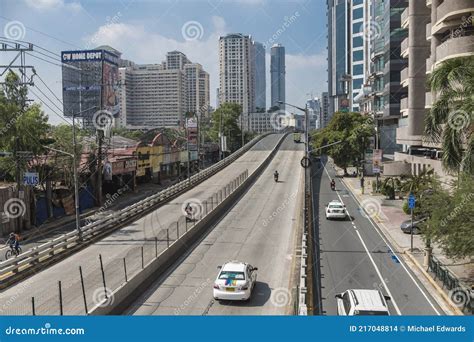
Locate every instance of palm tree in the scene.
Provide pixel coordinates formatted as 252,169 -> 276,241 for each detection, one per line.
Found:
424,56 -> 474,174
400,168 -> 435,195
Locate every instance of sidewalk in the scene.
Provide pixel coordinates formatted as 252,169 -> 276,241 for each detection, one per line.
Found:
333,164 -> 472,315
0,180 -> 175,261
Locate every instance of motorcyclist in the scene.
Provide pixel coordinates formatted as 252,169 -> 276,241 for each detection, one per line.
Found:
274,170 -> 279,182
330,179 -> 336,190
5,232 -> 20,255
185,203 -> 193,220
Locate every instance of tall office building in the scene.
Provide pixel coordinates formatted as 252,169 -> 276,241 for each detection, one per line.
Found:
321,92 -> 330,128
218,33 -> 255,114
184,63 -> 210,117
350,0 -> 372,111
327,0 -> 351,116
393,0 -> 473,179
253,41 -> 266,111
307,97 -> 321,130
270,44 -> 285,109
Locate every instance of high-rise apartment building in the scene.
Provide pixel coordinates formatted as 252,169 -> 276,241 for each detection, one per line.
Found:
270,44 -> 285,109
119,51 -> 209,128
307,97 -> 321,130
253,41 -> 266,111
184,63 -> 210,117
393,0 -> 473,179
218,33 -> 256,114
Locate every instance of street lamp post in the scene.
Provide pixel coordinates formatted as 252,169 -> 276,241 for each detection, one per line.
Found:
278,101 -> 309,160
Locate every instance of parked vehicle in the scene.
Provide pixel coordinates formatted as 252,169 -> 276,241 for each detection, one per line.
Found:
400,217 -> 427,235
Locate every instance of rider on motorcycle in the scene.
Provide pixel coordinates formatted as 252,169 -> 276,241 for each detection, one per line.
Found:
274,170 -> 279,182
5,232 -> 20,254
185,203 -> 193,220
330,179 -> 336,190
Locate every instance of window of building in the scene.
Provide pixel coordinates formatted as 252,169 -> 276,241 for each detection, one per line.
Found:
353,50 -> 363,62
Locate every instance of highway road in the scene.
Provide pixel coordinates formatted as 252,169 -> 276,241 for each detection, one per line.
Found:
0,134 -> 283,315
126,135 -> 305,315
312,157 -> 443,315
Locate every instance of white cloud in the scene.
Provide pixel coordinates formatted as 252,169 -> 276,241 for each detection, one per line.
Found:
25,0 -> 82,12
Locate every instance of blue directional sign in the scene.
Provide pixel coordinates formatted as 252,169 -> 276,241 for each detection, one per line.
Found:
408,193 -> 416,209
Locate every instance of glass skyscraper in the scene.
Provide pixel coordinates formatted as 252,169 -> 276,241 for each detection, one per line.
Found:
270,44 -> 285,109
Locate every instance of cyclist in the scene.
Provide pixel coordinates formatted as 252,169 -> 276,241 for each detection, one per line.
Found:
5,232 -> 20,255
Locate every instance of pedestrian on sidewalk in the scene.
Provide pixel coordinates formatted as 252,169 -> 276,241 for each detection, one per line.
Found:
360,176 -> 365,195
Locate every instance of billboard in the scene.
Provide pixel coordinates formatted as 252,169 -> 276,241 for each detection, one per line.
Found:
187,118 -> 198,151
61,49 -> 119,120
373,149 -> 382,173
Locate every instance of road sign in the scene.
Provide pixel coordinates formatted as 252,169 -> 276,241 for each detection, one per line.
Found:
372,149 -> 382,173
23,172 -> 39,186
300,156 -> 311,169
408,193 -> 416,209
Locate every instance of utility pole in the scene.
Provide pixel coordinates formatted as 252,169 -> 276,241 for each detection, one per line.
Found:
1,40 -> 35,233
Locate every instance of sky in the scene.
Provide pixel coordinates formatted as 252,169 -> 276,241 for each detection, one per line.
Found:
0,0 -> 328,125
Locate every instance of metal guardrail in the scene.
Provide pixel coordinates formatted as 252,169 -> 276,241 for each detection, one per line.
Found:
0,134 -> 271,280
428,254 -> 473,315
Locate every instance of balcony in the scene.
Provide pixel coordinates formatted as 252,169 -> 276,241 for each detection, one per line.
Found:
400,97 -> 408,114
425,92 -> 432,109
400,67 -> 409,88
401,37 -> 409,58
426,22 -> 431,41
401,7 -> 409,29
426,57 -> 432,74
436,35 -> 474,65
435,0 -> 474,28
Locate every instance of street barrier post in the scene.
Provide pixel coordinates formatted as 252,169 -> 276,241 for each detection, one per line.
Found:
79,266 -> 88,314
99,254 -> 107,299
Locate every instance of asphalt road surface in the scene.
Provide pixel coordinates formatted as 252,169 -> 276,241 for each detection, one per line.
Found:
126,135 -> 305,315
312,157 -> 442,315
0,134 -> 284,316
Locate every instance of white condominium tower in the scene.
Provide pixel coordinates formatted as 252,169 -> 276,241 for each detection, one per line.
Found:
218,33 -> 256,114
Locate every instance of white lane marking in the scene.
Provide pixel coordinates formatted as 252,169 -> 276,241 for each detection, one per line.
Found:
323,164 -> 402,315
338,176 -> 441,315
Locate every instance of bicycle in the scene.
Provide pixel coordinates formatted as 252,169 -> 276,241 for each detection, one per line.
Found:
5,245 -> 22,260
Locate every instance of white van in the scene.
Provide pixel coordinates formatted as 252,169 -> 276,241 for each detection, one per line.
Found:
335,289 -> 390,315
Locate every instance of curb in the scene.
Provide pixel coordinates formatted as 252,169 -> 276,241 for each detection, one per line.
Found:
405,251 -> 463,316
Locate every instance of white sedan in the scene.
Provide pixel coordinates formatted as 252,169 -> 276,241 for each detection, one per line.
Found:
213,261 -> 258,301
325,200 -> 347,220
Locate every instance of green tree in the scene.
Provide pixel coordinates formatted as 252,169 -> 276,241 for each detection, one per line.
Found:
400,168 -> 436,195
421,175 -> 474,259
209,103 -> 243,152
311,112 -> 374,174
0,72 -> 50,180
424,56 -> 474,174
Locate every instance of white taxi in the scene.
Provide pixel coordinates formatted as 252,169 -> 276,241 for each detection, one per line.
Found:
325,200 -> 347,220
213,261 -> 258,301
